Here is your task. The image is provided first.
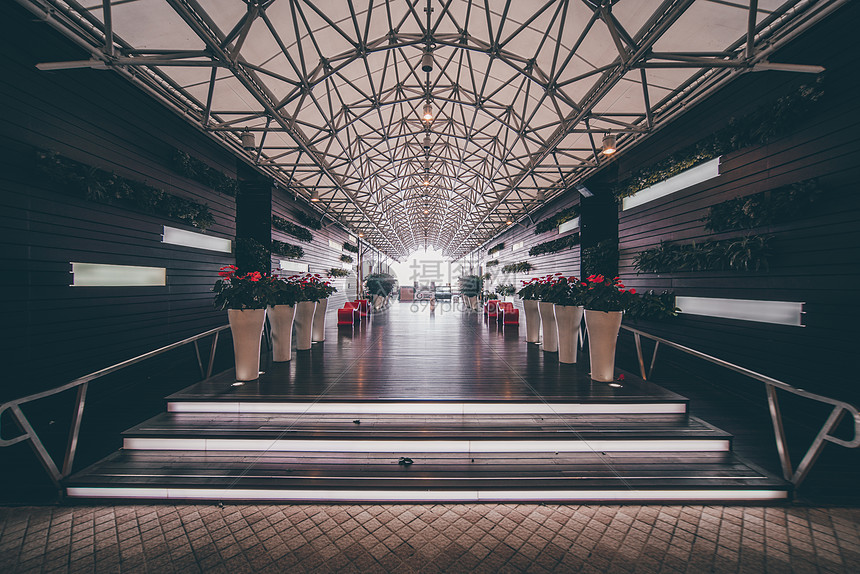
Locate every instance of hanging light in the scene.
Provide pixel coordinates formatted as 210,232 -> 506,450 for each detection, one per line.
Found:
536,189 -> 545,202
358,232 -> 364,238
601,134 -> 617,155
240,130 -> 255,150
505,219 -> 513,226
421,49 -> 434,73
310,189 -> 320,202
423,102 -> 434,121
423,134 -> 432,149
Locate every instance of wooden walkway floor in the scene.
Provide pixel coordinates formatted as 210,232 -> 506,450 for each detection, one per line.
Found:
171,302 -> 684,404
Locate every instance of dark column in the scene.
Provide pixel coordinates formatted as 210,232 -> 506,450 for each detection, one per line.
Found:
235,161 -> 273,274
579,191 -> 619,278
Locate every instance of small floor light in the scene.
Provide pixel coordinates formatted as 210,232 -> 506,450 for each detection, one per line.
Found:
240,130 -> 255,150
601,134 -> 617,155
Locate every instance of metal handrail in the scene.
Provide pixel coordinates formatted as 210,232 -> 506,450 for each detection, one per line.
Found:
621,324 -> 860,487
0,324 -> 230,487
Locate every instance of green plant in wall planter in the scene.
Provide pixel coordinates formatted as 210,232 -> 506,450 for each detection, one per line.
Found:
236,237 -> 271,274
295,210 -> 323,230
343,241 -> 359,253
340,254 -> 354,264
496,284 -> 517,297
633,235 -> 772,273
328,268 -> 350,277
529,234 -> 580,257
501,261 -> 533,274
35,150 -> 216,229
272,239 -> 305,259
534,205 -> 579,235
704,179 -> 823,232
613,79 -> 825,201
272,214 -> 313,242
487,242 -> 505,256
485,259 -> 499,267
169,149 -> 238,196
581,239 -> 618,278
625,290 -> 680,321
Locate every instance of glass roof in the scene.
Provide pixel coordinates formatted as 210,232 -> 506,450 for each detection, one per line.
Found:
28,0 -> 835,257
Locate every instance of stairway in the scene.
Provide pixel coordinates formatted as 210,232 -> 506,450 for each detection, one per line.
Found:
66,391 -> 789,503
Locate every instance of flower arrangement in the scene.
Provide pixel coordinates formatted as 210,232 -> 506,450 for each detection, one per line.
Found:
293,273 -> 337,301
524,274 -> 585,306
581,274 -> 636,312
496,284 -> 517,297
265,275 -> 303,307
516,278 -> 542,300
328,268 -> 350,277
340,254 -> 354,264
213,265 -> 267,310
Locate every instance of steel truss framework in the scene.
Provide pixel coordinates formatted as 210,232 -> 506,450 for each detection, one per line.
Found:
19,0 -> 842,258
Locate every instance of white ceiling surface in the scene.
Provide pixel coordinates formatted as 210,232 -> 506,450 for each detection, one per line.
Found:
50,0 -> 833,257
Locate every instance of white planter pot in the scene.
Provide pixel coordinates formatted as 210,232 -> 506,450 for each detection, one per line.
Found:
373,294 -> 384,310
585,310 -> 623,382
538,301 -> 558,353
555,305 -> 584,364
464,295 -> 478,311
267,305 -> 295,362
294,300 -> 317,350
227,308 -> 266,381
523,300 -> 540,343
311,298 -> 328,342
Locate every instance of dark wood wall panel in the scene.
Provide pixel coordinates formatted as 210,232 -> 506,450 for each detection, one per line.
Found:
0,9 -> 240,397
616,58 -> 860,400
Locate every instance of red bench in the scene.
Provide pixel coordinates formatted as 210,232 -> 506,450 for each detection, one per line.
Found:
354,299 -> 369,316
338,302 -> 359,325
499,302 -> 519,325
484,299 -> 501,318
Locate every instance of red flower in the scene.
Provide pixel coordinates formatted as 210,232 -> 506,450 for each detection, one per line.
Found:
629,288 -> 636,294
246,272 -> 262,282
594,274 -> 605,283
617,373 -> 625,381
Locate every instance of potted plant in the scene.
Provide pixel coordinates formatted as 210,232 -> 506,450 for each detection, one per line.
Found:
459,275 -> 483,311
517,278 -> 542,344
582,275 -> 637,382
548,276 -> 586,364
213,265 -> 267,381
537,273 -> 563,353
310,274 -> 337,343
265,275 -> 302,362
365,273 -> 397,310
496,283 -> 517,302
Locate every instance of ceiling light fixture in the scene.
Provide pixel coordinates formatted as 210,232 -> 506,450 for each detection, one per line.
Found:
506,219 -> 513,226
421,49 -> 434,73
536,189 -> 545,202
240,130 -> 255,150
575,183 -> 594,198
310,189 -> 320,202
601,134 -> 617,155
423,102 -> 434,122
423,134 -> 432,149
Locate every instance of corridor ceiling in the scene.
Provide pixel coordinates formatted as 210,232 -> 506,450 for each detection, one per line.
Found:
22,0 -> 841,258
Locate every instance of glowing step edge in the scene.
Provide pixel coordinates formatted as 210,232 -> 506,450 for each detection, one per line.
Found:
123,438 -> 730,453
65,487 -> 787,502
167,401 -> 688,415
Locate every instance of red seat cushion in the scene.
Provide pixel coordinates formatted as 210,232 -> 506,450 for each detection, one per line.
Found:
337,307 -> 356,325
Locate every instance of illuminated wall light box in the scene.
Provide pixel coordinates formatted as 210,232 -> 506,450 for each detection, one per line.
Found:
512,241 -> 524,251
162,226 -> 231,253
558,217 -> 580,234
329,239 -> 342,250
622,157 -> 721,211
71,262 -> 166,287
676,296 -> 804,327
279,260 -> 309,273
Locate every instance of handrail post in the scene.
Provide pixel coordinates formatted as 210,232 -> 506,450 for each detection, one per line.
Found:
62,382 -> 89,477
206,331 -> 219,378
633,332 -> 647,380
193,340 -> 205,379
10,405 -> 62,487
765,384 -> 793,481
792,406 -> 846,488
648,341 -> 660,380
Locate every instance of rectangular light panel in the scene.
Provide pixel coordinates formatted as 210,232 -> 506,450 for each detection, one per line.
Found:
71,263 -> 166,287
162,226 -> 231,253
280,260 -> 309,273
512,241 -> 524,251
676,296 -> 804,326
622,157 -> 721,210
558,217 -> 580,234
329,239 -> 342,250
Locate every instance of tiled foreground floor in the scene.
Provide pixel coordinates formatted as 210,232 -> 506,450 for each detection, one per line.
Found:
1,504 -> 858,573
